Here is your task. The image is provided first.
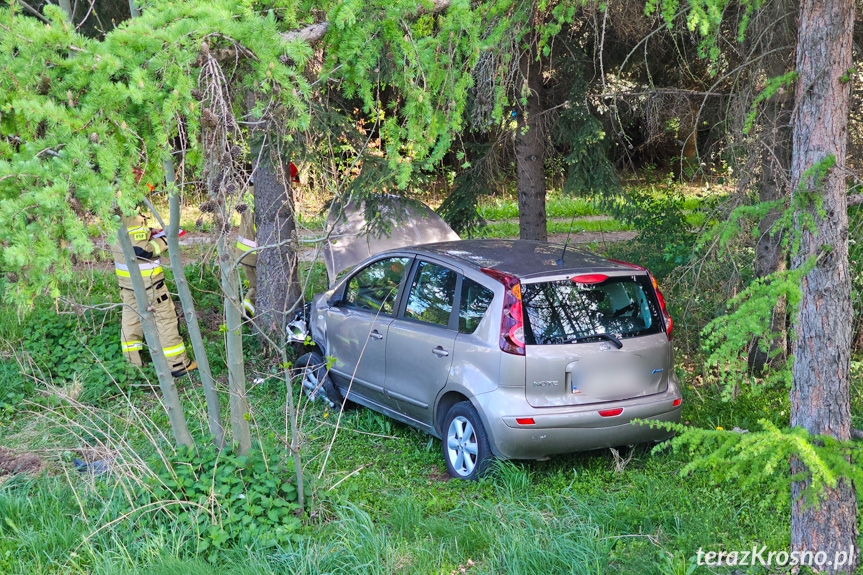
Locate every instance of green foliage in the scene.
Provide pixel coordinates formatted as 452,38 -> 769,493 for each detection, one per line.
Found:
437,168 -> 490,235
0,361 -> 33,423
323,0 -> 481,187
479,195 -> 576,220
0,1 -> 310,305
607,186 -> 695,277
744,71 -> 797,133
17,307 -> 139,401
119,444 -> 303,562
645,0 -> 765,60
553,74 -> 619,199
701,264 -> 813,398
646,418 -> 863,508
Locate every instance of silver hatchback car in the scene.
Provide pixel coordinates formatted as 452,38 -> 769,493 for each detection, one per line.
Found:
297,239 -> 682,479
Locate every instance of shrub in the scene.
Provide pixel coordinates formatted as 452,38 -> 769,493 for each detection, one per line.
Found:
0,361 -> 33,423
19,308 -> 139,401
118,444 -> 304,562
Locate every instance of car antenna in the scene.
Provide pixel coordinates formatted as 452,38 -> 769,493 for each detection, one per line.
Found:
556,211 -> 578,267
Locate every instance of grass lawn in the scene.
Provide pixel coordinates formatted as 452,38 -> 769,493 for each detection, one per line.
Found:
1,183 -> 858,575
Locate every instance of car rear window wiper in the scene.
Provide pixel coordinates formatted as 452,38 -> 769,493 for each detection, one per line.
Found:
563,333 -> 623,349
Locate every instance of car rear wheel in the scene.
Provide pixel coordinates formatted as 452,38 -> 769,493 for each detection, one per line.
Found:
442,402 -> 492,480
295,352 -> 341,408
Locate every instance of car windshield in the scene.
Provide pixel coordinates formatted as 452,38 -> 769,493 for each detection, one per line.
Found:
521,275 -> 662,345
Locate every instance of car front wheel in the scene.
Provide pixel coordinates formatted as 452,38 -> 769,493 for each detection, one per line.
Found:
295,351 -> 341,408
442,402 -> 493,480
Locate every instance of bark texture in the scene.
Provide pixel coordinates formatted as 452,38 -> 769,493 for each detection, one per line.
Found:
789,1 -> 858,571
515,24 -> 547,242
252,151 -> 301,338
747,0 -> 795,374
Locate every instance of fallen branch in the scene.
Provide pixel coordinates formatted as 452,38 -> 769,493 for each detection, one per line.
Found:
852,428 -> 863,439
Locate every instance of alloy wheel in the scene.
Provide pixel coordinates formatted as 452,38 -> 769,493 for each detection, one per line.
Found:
446,415 -> 479,477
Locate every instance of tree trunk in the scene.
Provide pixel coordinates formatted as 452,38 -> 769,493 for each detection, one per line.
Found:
252,150 -> 302,339
58,0 -> 72,20
127,0 -> 141,18
789,1 -> 858,572
116,225 -> 193,448
278,348 -> 304,510
748,1 -> 795,375
216,218 -> 252,455
146,158 -> 225,449
515,26 -> 547,242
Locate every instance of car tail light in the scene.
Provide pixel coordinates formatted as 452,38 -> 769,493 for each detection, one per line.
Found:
598,408 -> 623,417
571,274 -> 608,284
515,418 -> 535,425
649,274 -> 673,341
672,398 -> 682,407
481,267 -> 525,356
608,259 -> 672,341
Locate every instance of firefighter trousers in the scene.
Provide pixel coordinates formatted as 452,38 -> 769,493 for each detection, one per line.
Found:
240,262 -> 256,316
119,281 -> 191,372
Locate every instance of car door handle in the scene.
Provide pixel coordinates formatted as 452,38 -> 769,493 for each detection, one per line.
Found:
432,347 -> 449,357
370,330 -> 383,340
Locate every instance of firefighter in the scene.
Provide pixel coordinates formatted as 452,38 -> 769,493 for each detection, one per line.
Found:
235,196 -> 257,319
235,162 -> 299,319
112,206 -> 197,378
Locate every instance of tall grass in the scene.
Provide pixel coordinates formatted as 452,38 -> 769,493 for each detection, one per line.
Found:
475,218 -> 632,239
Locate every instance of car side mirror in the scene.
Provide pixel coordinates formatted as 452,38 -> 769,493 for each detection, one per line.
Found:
327,292 -> 343,307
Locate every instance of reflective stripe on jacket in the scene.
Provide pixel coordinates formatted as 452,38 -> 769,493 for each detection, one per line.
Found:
110,213 -> 168,290
234,209 -> 257,267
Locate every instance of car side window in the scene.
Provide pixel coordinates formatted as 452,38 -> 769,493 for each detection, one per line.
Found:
458,278 -> 494,334
343,257 -> 410,315
404,261 -> 457,327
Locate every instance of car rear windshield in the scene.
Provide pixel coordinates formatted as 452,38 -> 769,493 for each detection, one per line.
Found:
521,275 -> 662,345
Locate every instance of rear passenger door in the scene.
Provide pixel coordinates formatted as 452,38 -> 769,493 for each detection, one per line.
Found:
384,259 -> 460,425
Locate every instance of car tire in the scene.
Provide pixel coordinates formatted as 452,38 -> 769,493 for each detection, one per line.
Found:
441,402 -> 493,480
295,352 -> 342,408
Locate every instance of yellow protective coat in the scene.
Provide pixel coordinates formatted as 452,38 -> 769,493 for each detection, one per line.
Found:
234,208 -> 257,316
111,213 -> 191,371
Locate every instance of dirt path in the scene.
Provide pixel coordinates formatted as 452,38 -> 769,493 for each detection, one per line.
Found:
547,230 -> 638,246
0,447 -> 42,476
79,225 -> 638,273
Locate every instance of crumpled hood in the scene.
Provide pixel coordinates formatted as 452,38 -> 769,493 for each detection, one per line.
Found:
322,195 -> 460,283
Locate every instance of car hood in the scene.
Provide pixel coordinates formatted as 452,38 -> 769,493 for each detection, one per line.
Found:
322,195 -> 459,283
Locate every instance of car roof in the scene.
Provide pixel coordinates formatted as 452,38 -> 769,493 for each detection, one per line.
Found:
379,239 -> 643,279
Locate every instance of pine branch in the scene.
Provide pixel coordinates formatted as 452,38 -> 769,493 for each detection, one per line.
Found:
279,0 -> 452,45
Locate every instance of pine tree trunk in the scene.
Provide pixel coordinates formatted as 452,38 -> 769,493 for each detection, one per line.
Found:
116,225 -> 193,448
748,1 -> 795,375
252,153 -> 301,338
515,28 -> 547,242
789,1 -> 858,572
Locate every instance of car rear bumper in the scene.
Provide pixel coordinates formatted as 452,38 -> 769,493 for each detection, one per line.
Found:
474,383 -> 682,460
